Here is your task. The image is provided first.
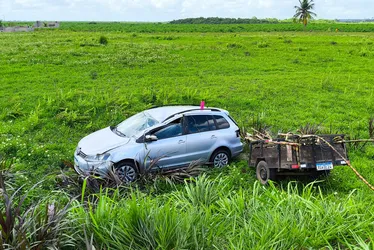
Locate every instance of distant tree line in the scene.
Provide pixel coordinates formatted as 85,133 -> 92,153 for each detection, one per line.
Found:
336,19 -> 374,23
169,17 -> 280,24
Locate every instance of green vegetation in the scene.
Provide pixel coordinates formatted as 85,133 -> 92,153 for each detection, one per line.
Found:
59,22 -> 374,32
70,176 -> 374,249
99,35 -> 108,45
0,23 -> 374,248
294,0 -> 317,27
170,17 -> 280,24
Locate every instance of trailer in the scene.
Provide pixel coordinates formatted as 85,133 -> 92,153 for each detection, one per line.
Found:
247,134 -> 349,184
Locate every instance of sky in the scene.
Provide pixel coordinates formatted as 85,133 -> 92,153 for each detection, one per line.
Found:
0,0 -> 373,22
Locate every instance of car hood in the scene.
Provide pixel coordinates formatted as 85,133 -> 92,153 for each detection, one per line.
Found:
78,127 -> 132,155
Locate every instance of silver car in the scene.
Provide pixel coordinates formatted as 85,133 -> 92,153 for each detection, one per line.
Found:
74,106 -> 243,182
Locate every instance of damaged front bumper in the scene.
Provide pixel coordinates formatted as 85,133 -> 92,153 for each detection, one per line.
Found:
74,154 -> 113,177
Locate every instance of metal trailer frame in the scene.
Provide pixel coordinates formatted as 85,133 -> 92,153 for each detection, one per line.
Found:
248,134 -> 349,184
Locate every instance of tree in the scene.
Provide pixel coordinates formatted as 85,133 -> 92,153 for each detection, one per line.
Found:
293,0 -> 317,28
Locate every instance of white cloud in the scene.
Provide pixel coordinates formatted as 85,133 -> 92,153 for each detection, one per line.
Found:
257,0 -> 273,9
317,0 -> 374,19
150,0 -> 178,9
0,0 -> 373,21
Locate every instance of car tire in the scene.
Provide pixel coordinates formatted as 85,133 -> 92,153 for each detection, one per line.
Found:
211,149 -> 231,168
114,161 -> 138,183
256,161 -> 276,185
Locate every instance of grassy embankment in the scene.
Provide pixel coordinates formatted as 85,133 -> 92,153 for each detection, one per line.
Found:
0,23 -> 374,248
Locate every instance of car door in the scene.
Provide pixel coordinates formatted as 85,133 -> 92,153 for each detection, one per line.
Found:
185,115 -> 218,164
143,117 -> 188,169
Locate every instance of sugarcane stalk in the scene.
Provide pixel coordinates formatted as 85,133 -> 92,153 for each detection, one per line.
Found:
339,139 -> 374,143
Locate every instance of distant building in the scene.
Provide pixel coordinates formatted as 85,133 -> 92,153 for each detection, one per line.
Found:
2,26 -> 34,32
34,21 -> 43,28
33,21 -> 60,28
0,21 -> 59,33
48,21 -> 60,28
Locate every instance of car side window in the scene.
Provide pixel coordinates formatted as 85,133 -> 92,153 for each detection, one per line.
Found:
153,118 -> 183,140
213,115 -> 230,129
187,115 -> 210,134
207,115 -> 217,130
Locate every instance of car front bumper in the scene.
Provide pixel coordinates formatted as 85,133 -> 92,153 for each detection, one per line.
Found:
74,153 -> 113,177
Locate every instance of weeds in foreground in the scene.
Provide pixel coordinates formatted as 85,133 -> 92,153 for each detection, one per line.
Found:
0,172 -> 27,249
0,163 -> 74,249
58,158 -> 206,202
0,158 -> 13,173
138,159 -> 206,185
69,178 -> 374,249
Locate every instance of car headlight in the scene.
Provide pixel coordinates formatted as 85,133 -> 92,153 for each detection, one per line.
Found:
95,153 -> 111,161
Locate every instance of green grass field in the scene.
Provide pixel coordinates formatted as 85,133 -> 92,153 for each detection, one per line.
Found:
0,23 -> 374,248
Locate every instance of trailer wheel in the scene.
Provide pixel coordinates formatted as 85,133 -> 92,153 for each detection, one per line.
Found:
256,161 -> 276,185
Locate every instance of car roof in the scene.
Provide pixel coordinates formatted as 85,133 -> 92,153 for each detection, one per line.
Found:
145,106 -> 228,122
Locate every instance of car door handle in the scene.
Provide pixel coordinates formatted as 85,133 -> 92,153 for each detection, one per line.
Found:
211,135 -> 217,139
178,140 -> 185,144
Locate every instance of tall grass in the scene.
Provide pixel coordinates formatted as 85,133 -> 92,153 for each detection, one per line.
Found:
1,24 -> 374,248
0,167 -> 74,249
69,174 -> 374,249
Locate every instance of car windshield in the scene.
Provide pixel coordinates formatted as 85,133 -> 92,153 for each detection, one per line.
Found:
115,112 -> 158,137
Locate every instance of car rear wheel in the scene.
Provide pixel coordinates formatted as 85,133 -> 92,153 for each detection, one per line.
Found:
211,149 -> 230,168
256,161 -> 276,185
115,161 -> 138,183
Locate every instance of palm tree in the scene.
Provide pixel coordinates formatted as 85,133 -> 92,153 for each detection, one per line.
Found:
293,0 -> 317,28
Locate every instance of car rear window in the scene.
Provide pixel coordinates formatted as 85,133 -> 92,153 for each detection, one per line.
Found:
227,115 -> 239,126
214,115 -> 230,129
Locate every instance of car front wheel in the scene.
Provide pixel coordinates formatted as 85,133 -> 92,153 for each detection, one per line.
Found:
115,161 -> 138,183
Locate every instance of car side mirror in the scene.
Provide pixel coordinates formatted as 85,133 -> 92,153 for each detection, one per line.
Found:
145,135 -> 158,142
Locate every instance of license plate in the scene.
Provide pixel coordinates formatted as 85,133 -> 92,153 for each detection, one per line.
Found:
316,162 -> 333,171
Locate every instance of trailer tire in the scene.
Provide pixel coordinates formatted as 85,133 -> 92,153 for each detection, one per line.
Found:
256,161 -> 276,185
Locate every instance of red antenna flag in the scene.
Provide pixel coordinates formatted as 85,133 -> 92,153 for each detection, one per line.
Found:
200,100 -> 205,110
